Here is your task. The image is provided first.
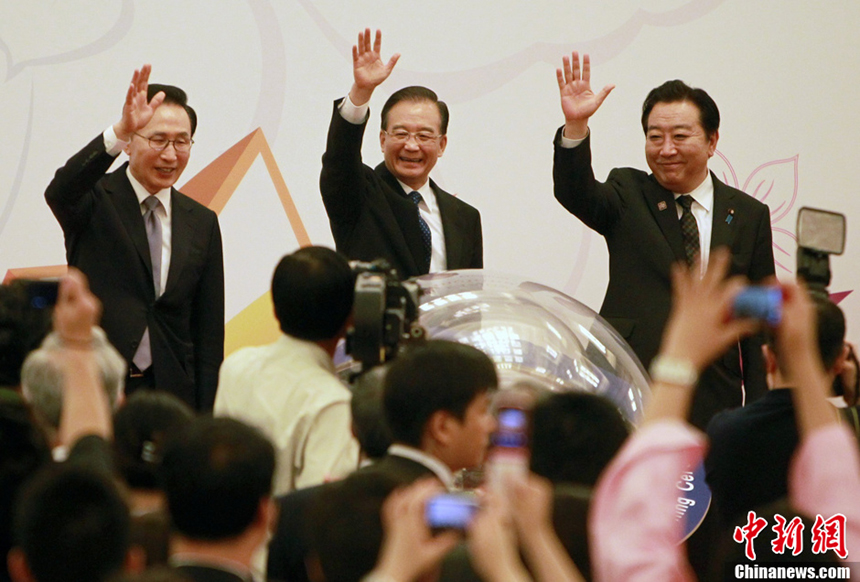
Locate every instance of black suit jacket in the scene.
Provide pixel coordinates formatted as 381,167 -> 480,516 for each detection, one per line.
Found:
320,101 -> 482,279
45,134 -> 224,410
266,454 -> 436,582
553,131 -> 775,428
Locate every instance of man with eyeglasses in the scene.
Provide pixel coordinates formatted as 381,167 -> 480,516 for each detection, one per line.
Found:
45,64 -> 224,412
320,29 -> 483,279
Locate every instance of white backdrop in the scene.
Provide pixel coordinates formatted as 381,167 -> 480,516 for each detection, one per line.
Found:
2,0 -> 858,349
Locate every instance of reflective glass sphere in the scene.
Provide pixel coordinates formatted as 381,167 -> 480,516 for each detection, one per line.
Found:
416,270 -> 650,425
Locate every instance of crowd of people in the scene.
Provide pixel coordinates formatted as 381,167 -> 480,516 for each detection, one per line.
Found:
2,25 -> 859,582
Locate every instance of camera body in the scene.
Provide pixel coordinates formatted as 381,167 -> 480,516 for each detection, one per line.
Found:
345,260 -> 425,373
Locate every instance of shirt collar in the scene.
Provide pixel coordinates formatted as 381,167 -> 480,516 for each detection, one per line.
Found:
396,179 -> 438,213
126,167 -> 172,218
276,334 -> 335,373
673,173 -> 714,213
387,444 -> 455,489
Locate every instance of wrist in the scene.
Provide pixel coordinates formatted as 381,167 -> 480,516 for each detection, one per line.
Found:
349,84 -> 373,107
649,355 -> 699,387
113,123 -> 132,142
562,121 -> 588,140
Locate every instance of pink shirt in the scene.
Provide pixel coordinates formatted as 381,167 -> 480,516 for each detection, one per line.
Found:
591,420 -> 860,582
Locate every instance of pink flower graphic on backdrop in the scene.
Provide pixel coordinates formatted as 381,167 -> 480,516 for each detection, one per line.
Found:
710,151 -> 798,277
711,151 -> 851,304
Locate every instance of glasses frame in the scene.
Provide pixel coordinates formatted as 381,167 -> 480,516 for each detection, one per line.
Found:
382,129 -> 443,146
133,133 -> 194,153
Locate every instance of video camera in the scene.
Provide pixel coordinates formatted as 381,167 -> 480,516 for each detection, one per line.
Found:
345,260 -> 426,374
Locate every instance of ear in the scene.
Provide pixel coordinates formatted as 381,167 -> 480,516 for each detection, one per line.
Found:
707,130 -> 719,157
258,496 -> 278,534
426,409 -> 456,448
380,130 -> 387,153
7,548 -> 34,582
437,134 -> 448,157
762,344 -> 778,375
832,343 -> 850,376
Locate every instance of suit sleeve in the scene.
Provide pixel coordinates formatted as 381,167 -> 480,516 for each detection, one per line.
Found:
319,101 -> 371,235
44,134 -> 118,235
471,210 -> 484,269
552,128 -> 623,236
191,214 -> 225,411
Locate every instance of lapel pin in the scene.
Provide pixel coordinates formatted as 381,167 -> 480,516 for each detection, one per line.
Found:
726,208 -> 735,224
658,201 -> 668,211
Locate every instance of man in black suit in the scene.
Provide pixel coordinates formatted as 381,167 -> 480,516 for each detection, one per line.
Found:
320,29 -> 483,279
302,340 -> 498,582
705,295 -> 848,526
552,53 -> 775,429
45,65 -> 224,411
161,417 -> 276,582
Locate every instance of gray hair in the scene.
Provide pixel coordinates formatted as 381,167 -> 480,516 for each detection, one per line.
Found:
21,328 -> 126,429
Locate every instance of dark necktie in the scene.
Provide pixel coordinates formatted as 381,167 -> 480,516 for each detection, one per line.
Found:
408,191 -> 432,267
133,196 -> 163,371
677,195 -> 700,268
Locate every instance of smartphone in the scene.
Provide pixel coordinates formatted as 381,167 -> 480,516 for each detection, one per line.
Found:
492,407 -> 529,449
24,280 -> 60,310
732,286 -> 782,326
425,492 -> 480,530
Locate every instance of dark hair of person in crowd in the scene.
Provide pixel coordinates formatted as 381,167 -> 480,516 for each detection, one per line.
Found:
529,391 -> 630,487
160,417 -> 275,540
764,294 -> 846,372
382,339 -> 498,447
351,366 -> 393,460
113,390 -> 194,490
0,394 -> 51,582
271,246 -> 355,342
11,464 -> 131,582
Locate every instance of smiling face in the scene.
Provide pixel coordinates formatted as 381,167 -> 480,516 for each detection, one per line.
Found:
379,99 -> 447,191
125,103 -> 192,194
644,100 -> 718,194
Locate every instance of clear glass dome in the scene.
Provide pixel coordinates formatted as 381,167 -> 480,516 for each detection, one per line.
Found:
416,270 -> 650,425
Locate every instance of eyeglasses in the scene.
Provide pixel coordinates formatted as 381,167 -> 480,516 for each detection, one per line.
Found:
133,133 -> 194,153
383,130 -> 442,145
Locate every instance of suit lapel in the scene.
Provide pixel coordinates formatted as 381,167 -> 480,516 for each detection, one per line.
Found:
432,180 -> 463,268
165,190 -> 194,297
710,173 -> 737,250
643,176 -> 687,264
376,164 -> 425,274
104,167 -> 154,277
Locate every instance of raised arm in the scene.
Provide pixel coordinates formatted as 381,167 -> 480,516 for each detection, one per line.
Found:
348,29 -> 401,107
556,52 -> 615,140
112,64 -> 165,142
54,269 -> 113,447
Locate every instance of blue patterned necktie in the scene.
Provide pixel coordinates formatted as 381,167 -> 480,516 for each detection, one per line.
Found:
677,195 -> 700,268
408,191 -> 432,267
